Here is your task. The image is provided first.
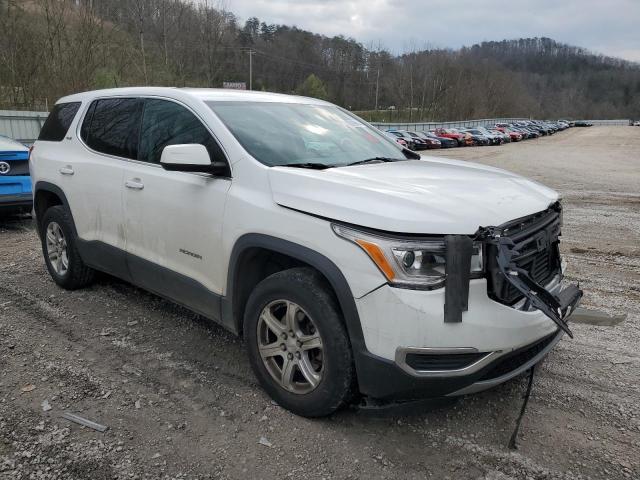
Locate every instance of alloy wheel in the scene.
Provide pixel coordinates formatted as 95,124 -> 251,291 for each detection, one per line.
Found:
257,300 -> 324,394
45,221 -> 69,276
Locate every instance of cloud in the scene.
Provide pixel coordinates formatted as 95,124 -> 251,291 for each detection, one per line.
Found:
225,0 -> 640,61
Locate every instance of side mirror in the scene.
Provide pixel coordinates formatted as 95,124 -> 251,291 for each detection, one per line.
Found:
160,144 -> 228,175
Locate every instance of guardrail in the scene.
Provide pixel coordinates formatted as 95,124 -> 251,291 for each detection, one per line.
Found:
0,110 -> 49,145
369,118 -> 633,130
585,120 -> 630,126
370,118 -> 531,131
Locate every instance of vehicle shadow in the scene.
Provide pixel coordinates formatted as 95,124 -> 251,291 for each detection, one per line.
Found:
351,396 -> 459,418
0,213 -> 34,232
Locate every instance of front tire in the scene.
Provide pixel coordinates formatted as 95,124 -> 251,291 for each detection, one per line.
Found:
244,268 -> 354,417
40,205 -> 95,290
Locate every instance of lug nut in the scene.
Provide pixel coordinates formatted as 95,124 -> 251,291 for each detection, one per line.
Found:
296,340 -> 302,348
281,333 -> 287,340
287,353 -> 293,360
280,344 -> 286,351
295,352 -> 301,359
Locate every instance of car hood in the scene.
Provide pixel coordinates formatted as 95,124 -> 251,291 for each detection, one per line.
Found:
268,158 -> 559,234
0,136 -> 29,152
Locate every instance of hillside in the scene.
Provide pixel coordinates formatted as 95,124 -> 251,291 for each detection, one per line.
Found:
463,38 -> 640,119
1,1 -> 638,120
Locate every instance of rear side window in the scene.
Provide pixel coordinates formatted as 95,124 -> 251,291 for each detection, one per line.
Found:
38,102 -> 81,141
138,99 -> 225,165
81,98 -> 143,159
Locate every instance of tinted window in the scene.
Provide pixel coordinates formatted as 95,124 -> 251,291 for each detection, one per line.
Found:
138,99 -> 225,165
83,98 -> 143,159
38,102 -> 81,141
79,101 -> 96,142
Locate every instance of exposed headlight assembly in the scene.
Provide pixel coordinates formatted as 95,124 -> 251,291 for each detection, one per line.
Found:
332,224 -> 483,289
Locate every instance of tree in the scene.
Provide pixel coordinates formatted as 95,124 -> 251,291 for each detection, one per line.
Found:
1,1 -> 639,119
295,74 -> 329,100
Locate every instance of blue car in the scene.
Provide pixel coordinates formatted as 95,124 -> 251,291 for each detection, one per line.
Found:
0,135 -> 32,215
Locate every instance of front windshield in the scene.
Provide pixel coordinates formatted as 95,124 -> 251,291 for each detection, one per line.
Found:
207,101 -> 407,167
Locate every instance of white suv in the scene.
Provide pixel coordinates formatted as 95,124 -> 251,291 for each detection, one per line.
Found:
30,87 -> 582,416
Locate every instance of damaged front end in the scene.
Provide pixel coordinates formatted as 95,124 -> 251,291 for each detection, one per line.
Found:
477,231 -> 582,337
446,202 -> 583,336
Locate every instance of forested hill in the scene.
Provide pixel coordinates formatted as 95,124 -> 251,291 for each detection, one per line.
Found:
1,1 -> 638,120
460,38 -> 640,120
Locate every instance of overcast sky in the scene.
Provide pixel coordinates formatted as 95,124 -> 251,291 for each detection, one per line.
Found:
225,0 -> 640,62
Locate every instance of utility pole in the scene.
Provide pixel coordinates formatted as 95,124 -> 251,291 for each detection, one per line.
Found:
374,66 -> 380,111
248,49 -> 253,90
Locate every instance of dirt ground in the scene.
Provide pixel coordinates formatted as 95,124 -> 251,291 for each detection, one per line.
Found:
1,126 -> 638,479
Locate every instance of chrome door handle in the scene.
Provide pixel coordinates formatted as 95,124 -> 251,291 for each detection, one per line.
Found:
59,166 -> 74,176
125,179 -> 144,190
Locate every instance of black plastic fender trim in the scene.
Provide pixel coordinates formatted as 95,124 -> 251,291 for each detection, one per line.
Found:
222,233 -> 378,392
33,181 -> 77,238
223,234 -> 365,343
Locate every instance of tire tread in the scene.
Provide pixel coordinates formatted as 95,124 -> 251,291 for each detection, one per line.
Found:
41,205 -> 95,290
244,267 -> 355,417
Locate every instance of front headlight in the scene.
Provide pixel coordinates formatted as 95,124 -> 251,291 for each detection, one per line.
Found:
332,224 -> 483,289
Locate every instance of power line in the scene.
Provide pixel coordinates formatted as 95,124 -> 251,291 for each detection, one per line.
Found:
251,49 -> 334,71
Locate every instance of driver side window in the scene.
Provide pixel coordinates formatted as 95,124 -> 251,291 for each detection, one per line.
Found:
138,99 -> 226,167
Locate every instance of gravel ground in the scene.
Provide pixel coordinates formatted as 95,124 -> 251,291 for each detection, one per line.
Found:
1,126 -> 638,479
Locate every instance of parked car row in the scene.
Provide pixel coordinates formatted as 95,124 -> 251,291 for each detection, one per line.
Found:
384,120 -> 572,151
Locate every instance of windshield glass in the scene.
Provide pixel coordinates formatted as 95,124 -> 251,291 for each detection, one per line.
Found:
207,101 -> 407,167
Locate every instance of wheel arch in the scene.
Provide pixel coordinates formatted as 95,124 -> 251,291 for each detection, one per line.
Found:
222,234 -> 366,355
33,182 -> 77,238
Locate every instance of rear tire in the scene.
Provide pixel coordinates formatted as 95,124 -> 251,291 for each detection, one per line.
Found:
40,205 -> 95,290
244,267 -> 354,417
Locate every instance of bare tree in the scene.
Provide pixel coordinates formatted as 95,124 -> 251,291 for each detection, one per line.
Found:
2,2 -> 638,120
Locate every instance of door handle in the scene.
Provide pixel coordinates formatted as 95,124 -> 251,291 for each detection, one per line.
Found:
125,179 -> 144,190
59,166 -> 74,176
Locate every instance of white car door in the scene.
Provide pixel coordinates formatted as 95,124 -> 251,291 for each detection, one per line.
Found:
60,98 -> 144,278
122,98 -> 231,318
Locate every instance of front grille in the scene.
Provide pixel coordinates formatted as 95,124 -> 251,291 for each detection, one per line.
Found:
478,332 -> 557,381
486,204 -> 562,305
499,243 -> 560,304
0,151 -> 29,176
0,159 -> 29,176
405,352 -> 486,371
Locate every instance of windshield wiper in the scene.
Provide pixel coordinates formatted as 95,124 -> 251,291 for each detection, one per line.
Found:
276,162 -> 334,170
344,157 -> 398,167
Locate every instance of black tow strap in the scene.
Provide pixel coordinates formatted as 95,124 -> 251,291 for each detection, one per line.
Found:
508,366 -> 536,450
